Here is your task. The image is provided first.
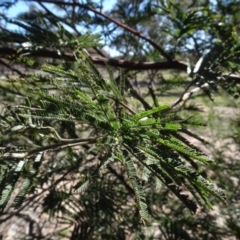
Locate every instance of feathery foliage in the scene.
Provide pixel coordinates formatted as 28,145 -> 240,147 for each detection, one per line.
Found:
0,26 -> 227,219
0,0 -> 240,239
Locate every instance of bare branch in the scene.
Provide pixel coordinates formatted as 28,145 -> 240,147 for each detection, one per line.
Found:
0,58 -> 25,76
0,47 -> 186,70
1,47 -> 240,84
171,82 -> 210,108
1,134 -> 106,159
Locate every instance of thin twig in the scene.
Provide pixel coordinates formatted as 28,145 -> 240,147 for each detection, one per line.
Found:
171,82 -> 210,108
0,58 -> 25,76
1,134 -> 107,159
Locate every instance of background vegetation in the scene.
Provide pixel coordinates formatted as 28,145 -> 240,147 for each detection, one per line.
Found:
0,0 -> 240,239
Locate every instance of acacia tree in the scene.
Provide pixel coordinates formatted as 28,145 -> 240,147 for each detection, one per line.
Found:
0,0 -> 240,239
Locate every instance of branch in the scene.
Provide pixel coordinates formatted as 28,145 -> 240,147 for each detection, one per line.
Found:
1,47 -> 240,83
0,58 -> 25,76
91,56 -> 186,70
1,135 -> 106,159
171,82 -> 210,108
0,47 -> 186,70
25,0 -> 173,61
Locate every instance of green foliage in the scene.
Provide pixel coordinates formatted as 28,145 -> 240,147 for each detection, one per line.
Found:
0,0 -> 240,239
0,29 -> 227,218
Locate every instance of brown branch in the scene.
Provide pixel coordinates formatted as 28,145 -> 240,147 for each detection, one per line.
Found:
25,0 -> 173,61
92,56 -> 187,70
1,47 -> 240,84
0,47 -> 186,70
